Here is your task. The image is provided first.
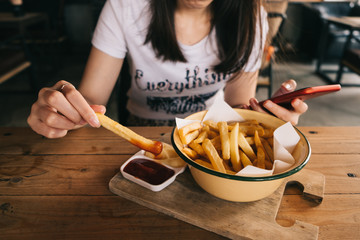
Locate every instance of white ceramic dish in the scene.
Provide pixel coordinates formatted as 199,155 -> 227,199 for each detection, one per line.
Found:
120,150 -> 186,192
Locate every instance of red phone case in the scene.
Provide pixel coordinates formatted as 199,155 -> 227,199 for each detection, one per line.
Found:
259,84 -> 341,108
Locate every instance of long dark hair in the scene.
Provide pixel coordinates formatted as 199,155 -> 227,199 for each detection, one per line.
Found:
144,0 -> 262,75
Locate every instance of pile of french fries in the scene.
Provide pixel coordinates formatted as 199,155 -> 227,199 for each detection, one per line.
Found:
178,119 -> 275,174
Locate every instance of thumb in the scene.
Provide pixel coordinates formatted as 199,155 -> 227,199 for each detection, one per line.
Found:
272,79 -> 297,97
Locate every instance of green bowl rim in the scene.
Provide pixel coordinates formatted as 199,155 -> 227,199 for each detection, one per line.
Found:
171,120 -> 311,182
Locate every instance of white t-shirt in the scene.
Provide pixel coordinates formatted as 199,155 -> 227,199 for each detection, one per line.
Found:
92,0 -> 268,120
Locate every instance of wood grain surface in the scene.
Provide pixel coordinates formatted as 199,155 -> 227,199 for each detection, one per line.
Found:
1,126 -> 360,240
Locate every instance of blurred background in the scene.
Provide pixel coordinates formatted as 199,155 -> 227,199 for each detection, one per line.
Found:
0,0 -> 359,127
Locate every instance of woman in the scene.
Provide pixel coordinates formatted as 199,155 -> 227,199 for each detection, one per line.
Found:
27,0 -> 308,138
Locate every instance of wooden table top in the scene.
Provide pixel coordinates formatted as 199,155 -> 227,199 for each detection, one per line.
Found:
1,126 -> 360,240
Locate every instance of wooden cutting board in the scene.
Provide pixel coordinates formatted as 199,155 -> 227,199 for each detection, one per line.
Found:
109,168 -> 324,240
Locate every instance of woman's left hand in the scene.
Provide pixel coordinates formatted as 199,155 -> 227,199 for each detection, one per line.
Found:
249,79 -> 308,125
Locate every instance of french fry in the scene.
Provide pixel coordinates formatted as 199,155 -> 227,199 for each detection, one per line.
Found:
261,138 -> 274,163
179,122 -> 202,145
96,113 -> 162,155
203,120 -> 219,132
254,130 -> 266,169
256,147 -> 266,169
239,125 -> 265,136
193,126 -> 209,143
228,120 -> 259,131
145,142 -> 178,159
210,136 -> 222,152
239,149 -> 253,168
195,159 -> 214,170
238,131 -> 256,161
182,147 -> 199,159
229,123 -> 241,172
188,141 -> 206,157
202,139 -> 226,173
218,121 -> 230,160
267,137 -> 274,147
223,159 -> 233,171
265,159 -> 273,170
253,158 -> 258,166
263,128 -> 274,138
181,130 -> 200,145
254,130 -> 262,149
195,159 -> 236,175
245,136 -> 254,145
225,169 -> 237,175
207,130 -> 218,139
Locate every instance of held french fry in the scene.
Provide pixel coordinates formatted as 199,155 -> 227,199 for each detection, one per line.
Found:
145,143 -> 186,167
202,139 -> 226,173
96,113 -> 162,155
218,121 -> 230,160
229,123 -> 241,172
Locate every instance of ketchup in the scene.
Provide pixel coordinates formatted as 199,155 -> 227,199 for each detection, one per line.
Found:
123,158 -> 175,185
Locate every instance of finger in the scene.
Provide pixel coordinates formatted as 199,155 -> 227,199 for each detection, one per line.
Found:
53,80 -> 71,91
249,98 -> 267,113
60,84 -> 101,128
291,99 -> 308,114
262,100 -> 290,120
272,79 -> 297,97
40,87 -> 84,125
37,105 -> 78,130
28,117 -> 68,138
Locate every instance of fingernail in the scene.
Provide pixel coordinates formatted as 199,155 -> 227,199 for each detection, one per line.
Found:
263,100 -> 273,108
284,83 -> 292,90
89,116 -> 100,127
293,99 -> 300,106
250,98 -> 258,104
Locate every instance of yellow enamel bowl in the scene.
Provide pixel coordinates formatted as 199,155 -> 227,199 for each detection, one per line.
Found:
171,109 -> 311,202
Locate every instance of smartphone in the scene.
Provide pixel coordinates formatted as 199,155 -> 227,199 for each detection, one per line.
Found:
259,84 -> 341,109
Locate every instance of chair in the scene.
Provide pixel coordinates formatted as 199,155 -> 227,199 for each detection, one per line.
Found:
258,0 -> 288,98
0,31 -> 37,90
336,43 -> 360,84
301,2 -> 359,60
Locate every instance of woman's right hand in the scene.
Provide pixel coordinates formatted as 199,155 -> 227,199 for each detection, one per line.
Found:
27,80 -> 106,138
